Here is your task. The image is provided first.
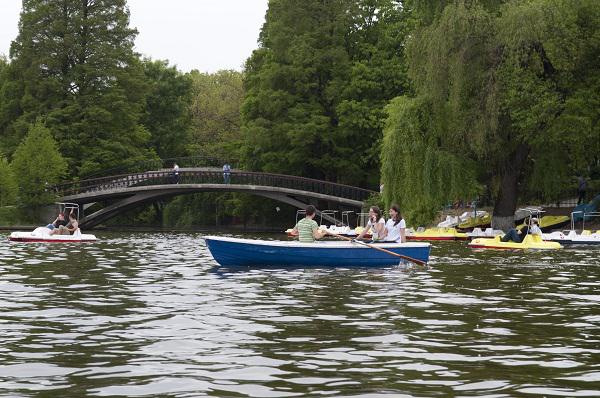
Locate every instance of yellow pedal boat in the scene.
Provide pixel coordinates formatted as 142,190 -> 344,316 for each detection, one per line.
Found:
516,215 -> 570,232
458,214 -> 492,230
468,234 -> 562,250
407,227 -> 469,241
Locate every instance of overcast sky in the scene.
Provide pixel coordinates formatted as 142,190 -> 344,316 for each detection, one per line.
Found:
0,0 -> 269,73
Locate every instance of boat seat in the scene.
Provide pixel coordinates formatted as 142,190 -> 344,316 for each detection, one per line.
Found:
73,228 -> 82,237
582,230 -> 591,235
529,234 -> 543,243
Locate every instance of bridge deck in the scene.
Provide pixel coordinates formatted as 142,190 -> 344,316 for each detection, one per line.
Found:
54,169 -> 376,228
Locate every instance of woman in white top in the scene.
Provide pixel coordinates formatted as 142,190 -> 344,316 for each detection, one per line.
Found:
357,206 -> 386,241
383,204 -> 406,243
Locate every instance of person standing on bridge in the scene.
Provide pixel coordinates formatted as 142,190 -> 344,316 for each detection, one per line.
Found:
223,163 -> 231,184
290,205 -> 326,243
172,163 -> 180,184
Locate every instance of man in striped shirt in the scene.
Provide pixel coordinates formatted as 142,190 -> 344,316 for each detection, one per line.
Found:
291,205 -> 325,243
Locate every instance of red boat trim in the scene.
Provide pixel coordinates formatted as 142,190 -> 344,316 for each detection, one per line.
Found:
8,237 -> 94,243
408,237 -> 458,241
468,244 -> 521,250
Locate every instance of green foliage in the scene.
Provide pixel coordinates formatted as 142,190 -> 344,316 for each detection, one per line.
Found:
241,0 -> 409,187
2,0 -> 155,177
0,157 -> 17,206
141,59 -> 193,159
163,194 -> 223,228
496,0 -> 600,201
162,193 -> 290,228
0,206 -> 22,225
11,122 -> 67,207
363,192 -> 384,213
187,70 -> 244,161
381,96 -> 480,225
382,0 -> 600,224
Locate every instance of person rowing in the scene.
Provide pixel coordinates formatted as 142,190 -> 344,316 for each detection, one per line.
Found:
290,205 -> 326,243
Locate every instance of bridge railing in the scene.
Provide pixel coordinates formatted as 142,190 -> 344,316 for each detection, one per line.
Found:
55,169 -> 375,202
81,155 -> 240,179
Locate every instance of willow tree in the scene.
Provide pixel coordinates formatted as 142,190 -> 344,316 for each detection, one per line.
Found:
381,0 -> 600,229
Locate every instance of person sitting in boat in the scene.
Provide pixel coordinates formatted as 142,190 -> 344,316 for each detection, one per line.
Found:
45,212 -> 66,230
290,205 -> 326,243
356,206 -> 386,241
383,204 -> 406,243
501,218 -> 542,243
50,212 -> 79,235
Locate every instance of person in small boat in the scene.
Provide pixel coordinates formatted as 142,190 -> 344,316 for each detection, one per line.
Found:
356,206 -> 386,241
50,212 -> 79,235
290,205 -> 326,243
501,218 -> 541,243
383,204 -> 406,243
45,212 -> 66,230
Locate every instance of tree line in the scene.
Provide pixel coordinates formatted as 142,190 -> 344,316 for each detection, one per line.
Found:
0,0 -> 244,225
1,0 -> 598,228
380,0 -> 600,229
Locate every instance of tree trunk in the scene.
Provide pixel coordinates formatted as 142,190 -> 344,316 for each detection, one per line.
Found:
492,143 -> 529,232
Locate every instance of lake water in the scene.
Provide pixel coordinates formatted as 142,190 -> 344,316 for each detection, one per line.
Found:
0,232 -> 599,397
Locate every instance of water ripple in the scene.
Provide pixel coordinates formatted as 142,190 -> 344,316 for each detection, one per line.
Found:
0,232 -> 598,396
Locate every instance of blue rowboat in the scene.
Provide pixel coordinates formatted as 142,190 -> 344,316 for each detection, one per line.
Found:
204,236 -> 431,267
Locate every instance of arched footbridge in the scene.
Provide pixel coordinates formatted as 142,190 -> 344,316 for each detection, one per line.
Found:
56,168 -> 376,228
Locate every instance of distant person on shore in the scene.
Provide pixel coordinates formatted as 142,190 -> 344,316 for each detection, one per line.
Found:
577,175 -> 587,204
290,205 -> 325,243
223,163 -> 231,184
501,218 -> 541,243
384,204 -> 406,243
357,206 -> 386,241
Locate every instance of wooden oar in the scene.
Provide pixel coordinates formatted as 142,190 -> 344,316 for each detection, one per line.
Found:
323,230 -> 427,266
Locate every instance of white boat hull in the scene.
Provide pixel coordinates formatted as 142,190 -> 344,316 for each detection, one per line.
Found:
543,230 -> 600,245
9,227 -> 98,243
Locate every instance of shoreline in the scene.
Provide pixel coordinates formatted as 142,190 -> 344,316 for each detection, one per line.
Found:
0,225 -> 285,234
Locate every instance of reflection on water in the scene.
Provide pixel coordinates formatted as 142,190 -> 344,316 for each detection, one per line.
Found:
0,233 -> 599,397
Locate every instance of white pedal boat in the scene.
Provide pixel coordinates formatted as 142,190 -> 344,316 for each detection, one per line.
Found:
542,230 -> 600,245
9,227 -> 97,243
542,211 -> 600,245
466,227 -> 504,239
